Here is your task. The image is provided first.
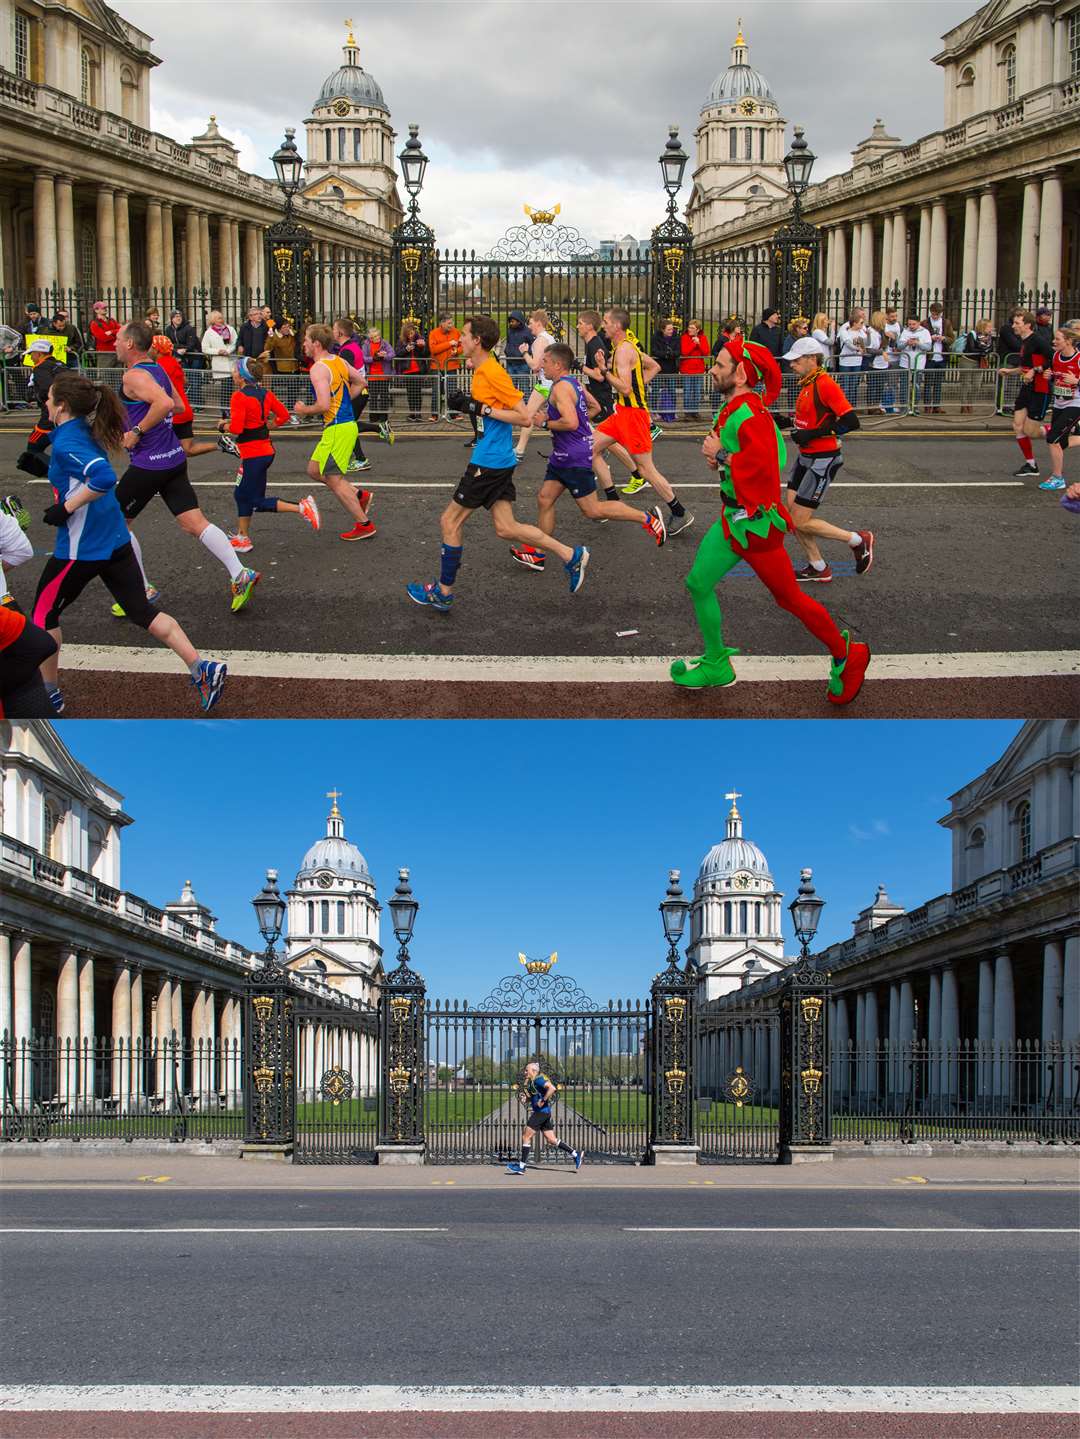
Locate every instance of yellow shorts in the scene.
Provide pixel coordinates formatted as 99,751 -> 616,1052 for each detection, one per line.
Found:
311,421 -> 358,475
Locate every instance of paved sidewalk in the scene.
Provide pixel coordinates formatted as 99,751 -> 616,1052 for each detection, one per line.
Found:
1,1149 -> 1076,1191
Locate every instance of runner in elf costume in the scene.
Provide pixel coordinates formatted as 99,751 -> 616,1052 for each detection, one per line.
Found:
671,335 -> 870,704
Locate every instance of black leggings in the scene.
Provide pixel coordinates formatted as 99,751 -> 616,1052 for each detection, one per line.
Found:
351,391 -> 383,462
33,543 -> 158,630
0,620 -> 58,718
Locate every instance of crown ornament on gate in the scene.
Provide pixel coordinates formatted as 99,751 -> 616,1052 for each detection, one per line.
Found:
519,952 -> 557,975
524,203 -> 561,226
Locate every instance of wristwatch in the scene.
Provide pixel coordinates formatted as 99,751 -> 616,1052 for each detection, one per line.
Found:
131,424 -> 144,439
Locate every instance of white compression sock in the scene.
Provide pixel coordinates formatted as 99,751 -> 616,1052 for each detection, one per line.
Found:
199,523 -> 245,580
848,532 -> 862,547
128,531 -> 150,587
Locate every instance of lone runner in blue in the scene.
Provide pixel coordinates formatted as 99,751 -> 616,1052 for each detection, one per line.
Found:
506,1060 -> 584,1174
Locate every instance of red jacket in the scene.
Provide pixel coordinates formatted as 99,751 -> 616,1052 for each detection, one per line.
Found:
155,352 -> 193,425
227,383 -> 290,458
679,332 -> 710,374
90,317 -> 120,353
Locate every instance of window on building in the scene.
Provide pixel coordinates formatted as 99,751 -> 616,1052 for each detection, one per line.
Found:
353,128 -> 361,161
729,128 -> 737,161
320,899 -> 330,931
1070,11 -> 1080,77
120,66 -> 137,121
758,128 -> 765,161
324,130 -> 331,163
307,901 -> 315,932
337,127 -> 346,160
966,825 -> 985,850
1002,43 -> 1016,104
743,127 -> 752,160
79,223 -> 96,288
959,65 -> 975,87
43,795 -> 63,861
80,47 -> 100,106
87,824 -> 105,875
1014,800 -> 1031,861
14,10 -> 30,78
337,901 -> 346,935
724,900 -> 732,931
739,900 -> 748,932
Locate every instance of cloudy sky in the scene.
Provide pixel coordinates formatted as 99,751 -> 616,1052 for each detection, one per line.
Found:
120,0 -> 976,251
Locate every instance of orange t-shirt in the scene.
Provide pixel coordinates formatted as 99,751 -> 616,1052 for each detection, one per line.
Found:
793,371 -> 852,455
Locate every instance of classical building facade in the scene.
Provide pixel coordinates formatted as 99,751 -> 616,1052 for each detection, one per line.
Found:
687,23 -> 790,236
692,0 -> 1080,319
687,794 -> 791,1002
0,0 -> 397,326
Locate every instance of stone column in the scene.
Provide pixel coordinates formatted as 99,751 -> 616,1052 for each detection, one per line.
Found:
898,981 -> 914,1100
975,187 -> 998,297
145,198 -> 164,301
130,966 -> 144,1100
1036,170 -> 1063,316
96,185 -> 117,294
916,204 -> 932,299
171,978 -> 185,1100
111,963 -> 132,1106
1017,178 -> 1041,300
54,175 -> 76,296
976,957 -> 994,1106
244,224 -> 260,306
319,240 -> 331,320
199,212 -> 212,302
993,952 -> 1015,1102
154,975 -> 172,1101
830,994 -> 849,1104
824,228 -> 836,296
33,170 -> 58,295
185,208 -> 201,302
1042,940 -> 1064,1046
0,931 -> 11,1045
231,221 -> 242,315
218,219 -> 235,306
939,967 -> 959,1104
854,991 -> 866,1096
928,201 -> 948,299
114,191 -> 131,299
864,989 -> 879,1103
57,949 -> 79,1105
12,937 -> 32,1105
890,212 -> 907,297
880,223 -> 893,306
859,218 -> 876,296
78,952 -> 95,1102
850,225 -> 863,308
304,1021 -> 316,1100
1063,935 -> 1080,1049
961,193 -> 980,304
927,971 -> 942,1101
887,983 -> 900,1100
191,986 -> 206,1099
161,202 -> 175,304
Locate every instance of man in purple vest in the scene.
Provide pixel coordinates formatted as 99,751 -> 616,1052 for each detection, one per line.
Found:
509,343 -> 667,571
114,320 -> 259,613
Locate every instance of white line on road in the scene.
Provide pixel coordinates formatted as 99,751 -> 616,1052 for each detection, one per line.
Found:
0,1226 -> 447,1235
0,1385 -> 1074,1414
623,1226 -> 1079,1234
59,646 -> 1080,684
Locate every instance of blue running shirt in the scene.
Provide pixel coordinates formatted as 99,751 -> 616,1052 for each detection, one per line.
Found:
468,356 -> 522,469
47,416 -> 130,561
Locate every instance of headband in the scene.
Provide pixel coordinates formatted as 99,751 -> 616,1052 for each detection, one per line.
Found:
236,356 -> 255,382
722,335 -> 782,407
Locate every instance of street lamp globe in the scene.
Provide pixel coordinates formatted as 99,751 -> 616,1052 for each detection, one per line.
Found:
659,124 -> 688,201
389,866 -> 419,947
788,867 -> 825,956
271,128 -> 304,200
659,868 -> 690,951
783,125 -> 816,199
398,124 -> 429,200
252,868 -> 286,951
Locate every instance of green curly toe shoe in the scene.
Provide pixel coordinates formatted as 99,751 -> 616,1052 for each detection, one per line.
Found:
670,648 -> 739,688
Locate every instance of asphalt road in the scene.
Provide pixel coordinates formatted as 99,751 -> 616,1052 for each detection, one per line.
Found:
1,1186 -> 1076,1389
3,431 -> 1077,718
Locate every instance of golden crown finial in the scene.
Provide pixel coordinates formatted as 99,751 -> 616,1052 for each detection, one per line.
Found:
518,952 -> 558,974
345,17 -> 357,45
735,17 -> 745,45
326,787 -> 343,817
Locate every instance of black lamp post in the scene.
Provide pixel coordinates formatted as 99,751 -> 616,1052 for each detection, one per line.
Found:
788,867 -> 825,959
659,867 -> 690,969
651,125 -> 693,332
271,128 -> 304,223
398,124 -> 429,218
659,124 -> 689,223
266,127 -> 312,331
651,868 -> 693,1149
252,867 -> 286,963
388,866 -> 420,968
773,124 -> 820,333
783,125 -> 816,221
392,123 -> 435,340
380,867 -> 426,1149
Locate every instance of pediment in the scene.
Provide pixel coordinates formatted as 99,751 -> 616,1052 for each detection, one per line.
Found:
13,723 -> 128,820
702,943 -> 787,974
287,944 -> 373,978
304,174 -> 382,202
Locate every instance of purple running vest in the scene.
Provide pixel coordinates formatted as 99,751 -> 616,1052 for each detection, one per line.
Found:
547,376 -> 593,468
123,361 -> 184,470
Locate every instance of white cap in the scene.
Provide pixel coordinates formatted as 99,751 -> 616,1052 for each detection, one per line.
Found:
28,338 -> 53,354
782,336 -> 826,362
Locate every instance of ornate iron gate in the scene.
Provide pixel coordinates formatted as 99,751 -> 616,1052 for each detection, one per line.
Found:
425,961 -> 651,1164
695,993 -> 782,1163
292,989 -> 379,1165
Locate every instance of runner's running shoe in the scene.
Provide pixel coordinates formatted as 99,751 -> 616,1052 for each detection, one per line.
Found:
795,562 -> 833,582
670,648 -> 739,689
111,584 -> 159,618
620,474 -> 648,495
288,415 -> 302,427
298,495 -> 321,530
378,421 -> 395,445
1013,460 -> 1039,476
347,457 -> 371,473
0,494 -> 30,530
650,423 -> 664,442
340,521 -> 376,541
644,508 -> 667,546
853,531 -> 874,575
573,1149 -> 585,1171
230,567 -> 260,613
229,533 -> 253,553
47,686 -> 64,716
511,546 -> 545,571
191,660 -> 227,712
506,1161 -> 526,1174
217,433 -> 240,458
565,545 -> 589,594
827,631 -> 871,707
666,510 -> 695,537
406,581 -> 453,612
1038,476 -> 1066,491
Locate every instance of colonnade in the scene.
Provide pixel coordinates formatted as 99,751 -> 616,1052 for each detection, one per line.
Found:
295,1018 -> 378,1101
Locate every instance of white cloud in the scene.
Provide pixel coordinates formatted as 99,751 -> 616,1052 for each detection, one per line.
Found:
148,103 -> 265,178
849,818 -> 892,843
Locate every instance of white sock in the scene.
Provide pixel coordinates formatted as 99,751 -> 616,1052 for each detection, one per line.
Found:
128,531 -> 150,587
200,523 -> 245,580
811,558 -> 828,572
848,532 -> 862,547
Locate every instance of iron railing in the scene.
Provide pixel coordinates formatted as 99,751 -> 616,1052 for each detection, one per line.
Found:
695,1009 -> 781,1163
1,1031 -> 244,1143
830,1039 -> 1080,1144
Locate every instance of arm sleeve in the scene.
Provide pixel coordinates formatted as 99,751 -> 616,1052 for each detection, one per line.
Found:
80,452 -> 117,493
0,513 -> 33,568
266,392 -> 290,427
821,375 -> 853,419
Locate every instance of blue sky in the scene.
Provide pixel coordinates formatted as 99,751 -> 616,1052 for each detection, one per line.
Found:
65,720 -> 1020,1004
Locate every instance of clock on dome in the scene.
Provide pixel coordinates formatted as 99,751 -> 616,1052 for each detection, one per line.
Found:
732,871 -> 754,890
333,99 -> 350,116
316,871 -> 334,888
739,98 -> 756,116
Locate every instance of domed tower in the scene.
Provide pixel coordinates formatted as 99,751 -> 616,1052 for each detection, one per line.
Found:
302,22 -> 403,236
687,792 -> 789,1002
687,20 -> 789,238
284,792 -> 382,1004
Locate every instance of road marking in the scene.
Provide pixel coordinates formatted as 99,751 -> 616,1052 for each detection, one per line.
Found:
0,1226 -> 448,1235
0,1385 -> 1073,1414
623,1226 -> 1077,1234
134,1176 -> 171,1184
57,646 -> 1080,685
